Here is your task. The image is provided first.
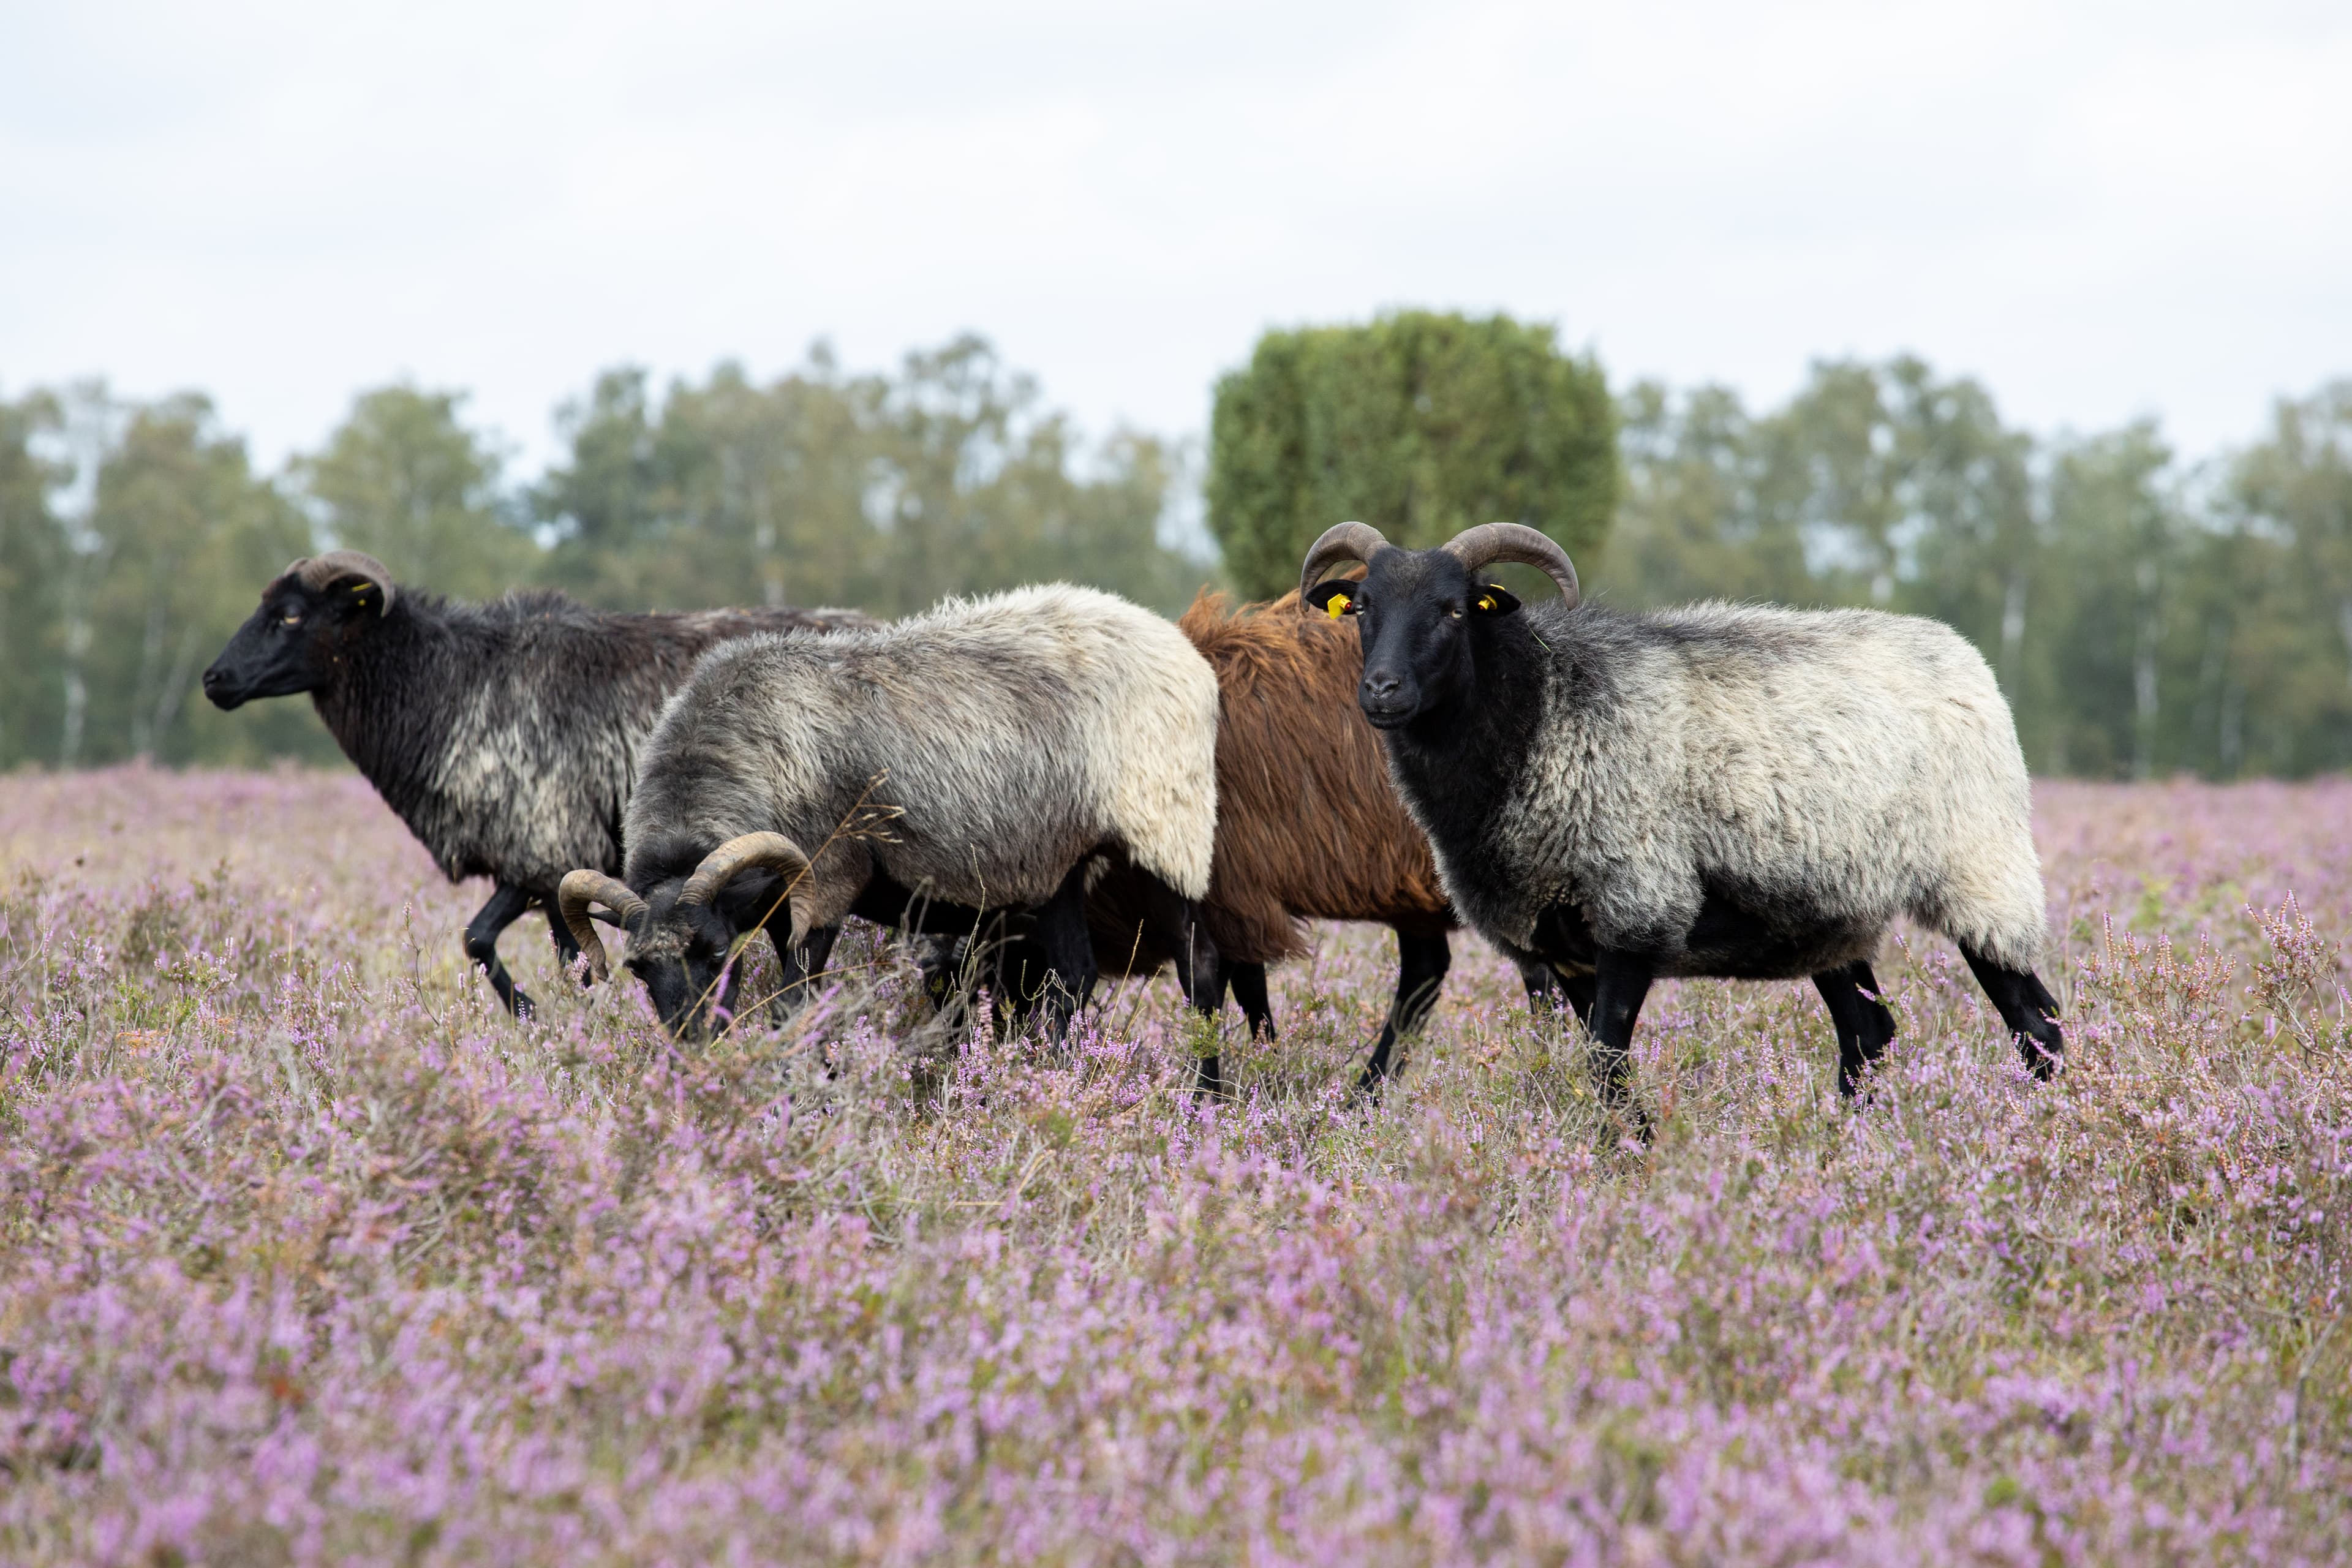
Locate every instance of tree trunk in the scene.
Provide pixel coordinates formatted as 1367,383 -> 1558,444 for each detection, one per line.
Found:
59,611 -> 88,767
2132,562 -> 2161,780
149,620 -> 202,758
2190,619 -> 2227,777
2220,682 -> 2244,778
1998,573 -> 2026,696
130,595 -> 165,757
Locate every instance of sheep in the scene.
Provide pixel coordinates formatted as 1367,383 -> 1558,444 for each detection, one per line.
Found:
201,550 -> 872,1016
1085,586 -> 1559,1096
1298,519 -> 2064,1125
554,582 -> 1224,1046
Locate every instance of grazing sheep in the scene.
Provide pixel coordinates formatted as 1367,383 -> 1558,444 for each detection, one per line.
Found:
1087,586 -> 1558,1095
1300,520 -> 2064,1126
202,551 -> 871,1016
556,583 -> 1224,1047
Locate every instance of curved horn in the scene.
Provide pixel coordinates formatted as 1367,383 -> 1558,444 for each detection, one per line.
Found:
1297,521 -> 1395,609
557,869 -> 647,981
679,832 -> 813,911
1442,522 -> 1580,610
285,550 -> 397,617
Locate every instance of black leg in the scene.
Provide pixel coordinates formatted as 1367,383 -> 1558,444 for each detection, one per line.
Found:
1196,957 -> 1234,1014
1194,1051 -> 1224,1098
1121,876 -> 1218,1019
1113,872 -> 1227,1097
1521,958 -> 1596,1030
1168,917 -> 1216,1016
916,935 -> 969,1019
1161,911 -> 1228,1098
1587,948 -> 1654,1139
464,882 -> 537,1018
760,914 -> 842,1024
1188,957 -> 1265,1097
1556,969 -> 1597,1030
545,899 -> 586,987
1224,960 -> 1274,1040
1183,938 -> 1228,1099
1357,930 -> 1450,1093
978,920 -> 1028,1028
1000,864 -> 1099,1038
1959,946 -> 2065,1079
970,913 -> 1023,1033
1036,888 -> 1099,1038
1812,959 -> 1898,1097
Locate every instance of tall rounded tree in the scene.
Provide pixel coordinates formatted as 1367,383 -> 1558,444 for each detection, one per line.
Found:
1208,311 -> 1618,598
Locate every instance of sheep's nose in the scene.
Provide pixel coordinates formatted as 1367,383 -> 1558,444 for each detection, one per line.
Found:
1362,670 -> 1401,702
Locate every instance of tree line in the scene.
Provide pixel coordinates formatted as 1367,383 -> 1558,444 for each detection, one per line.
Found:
0,335 -> 1203,769
1605,362 -> 2352,780
2,318 -> 2347,777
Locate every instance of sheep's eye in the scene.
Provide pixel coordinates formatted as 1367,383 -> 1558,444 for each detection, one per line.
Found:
280,612 -> 301,626
1448,605 -> 1464,620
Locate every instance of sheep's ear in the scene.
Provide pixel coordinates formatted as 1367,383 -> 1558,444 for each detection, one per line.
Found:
1306,581 -> 1361,619
1471,584 -> 1520,616
325,576 -> 386,620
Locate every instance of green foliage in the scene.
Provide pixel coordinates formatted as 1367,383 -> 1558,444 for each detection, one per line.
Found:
0,391 -> 68,767
2222,385 -> 2352,772
1613,382 -> 1807,606
1208,311 -> 1619,598
1615,358 -> 2035,617
536,337 -> 1204,617
1610,364 -> 2352,778
2027,424 -> 2185,777
293,385 -> 535,601
0,338 -> 1202,769
11,388 -> 323,770
3,339 -> 2348,779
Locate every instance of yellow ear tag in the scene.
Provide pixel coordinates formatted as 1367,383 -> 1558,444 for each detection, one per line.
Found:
1325,595 -> 1347,620
1476,595 -> 1495,612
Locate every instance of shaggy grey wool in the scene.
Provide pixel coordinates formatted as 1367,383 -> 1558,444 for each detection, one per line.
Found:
624,582 -> 1220,940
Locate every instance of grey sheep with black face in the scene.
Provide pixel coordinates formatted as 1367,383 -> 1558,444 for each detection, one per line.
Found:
1302,520 -> 2064,1131
203,551 -> 872,1016
557,582 -> 1225,1058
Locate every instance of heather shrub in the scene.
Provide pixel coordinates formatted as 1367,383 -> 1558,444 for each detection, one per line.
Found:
0,766 -> 2346,1564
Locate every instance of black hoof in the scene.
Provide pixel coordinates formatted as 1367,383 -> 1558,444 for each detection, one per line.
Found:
1193,1052 -> 1227,1100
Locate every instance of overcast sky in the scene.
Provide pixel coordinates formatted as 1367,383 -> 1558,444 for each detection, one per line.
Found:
4,0 -> 2348,477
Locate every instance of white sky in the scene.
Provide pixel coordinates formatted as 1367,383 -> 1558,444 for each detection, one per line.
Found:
4,0 -> 2348,478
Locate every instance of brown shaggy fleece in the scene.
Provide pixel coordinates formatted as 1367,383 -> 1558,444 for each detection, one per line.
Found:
1090,584 -> 1450,976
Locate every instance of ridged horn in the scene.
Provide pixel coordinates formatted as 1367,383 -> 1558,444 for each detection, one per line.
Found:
557,870 -> 647,981
1442,522 -> 1580,609
1297,521 -> 1395,609
284,550 -> 396,617
678,832 -> 813,911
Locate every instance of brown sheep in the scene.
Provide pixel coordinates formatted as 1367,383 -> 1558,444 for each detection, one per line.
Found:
1088,586 -> 1562,1095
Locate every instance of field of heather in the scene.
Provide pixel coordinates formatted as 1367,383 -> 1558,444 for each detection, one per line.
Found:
1,766 -> 2348,1565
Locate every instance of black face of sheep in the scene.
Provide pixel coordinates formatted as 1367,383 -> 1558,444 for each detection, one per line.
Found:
203,551 -> 394,710
559,835 -> 809,1039
1302,521 -> 1577,732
